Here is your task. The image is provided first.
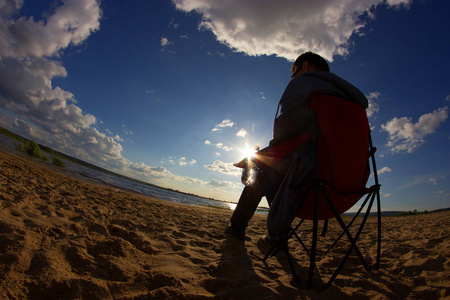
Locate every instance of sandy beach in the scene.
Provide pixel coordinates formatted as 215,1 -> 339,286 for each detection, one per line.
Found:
0,149 -> 449,299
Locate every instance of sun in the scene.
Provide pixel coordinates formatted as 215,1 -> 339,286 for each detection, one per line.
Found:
240,145 -> 260,159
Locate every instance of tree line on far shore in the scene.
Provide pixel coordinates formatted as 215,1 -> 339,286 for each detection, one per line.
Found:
395,208 -> 450,216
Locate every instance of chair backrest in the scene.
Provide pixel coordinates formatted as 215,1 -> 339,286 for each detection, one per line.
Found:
296,94 -> 370,220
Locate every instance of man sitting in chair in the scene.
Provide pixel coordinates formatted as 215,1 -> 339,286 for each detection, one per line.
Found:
225,52 -> 369,241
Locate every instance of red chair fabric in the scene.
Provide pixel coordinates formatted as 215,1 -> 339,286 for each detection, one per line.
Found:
297,94 -> 370,220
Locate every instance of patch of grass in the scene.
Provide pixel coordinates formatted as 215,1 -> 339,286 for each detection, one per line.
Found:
0,126 -> 26,143
52,155 -> 66,167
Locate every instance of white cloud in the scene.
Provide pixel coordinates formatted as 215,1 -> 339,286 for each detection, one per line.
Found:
204,140 -> 211,145
169,17 -> 179,29
396,174 -> 437,191
161,156 -> 197,166
179,157 -> 197,166
204,160 -> 241,176
381,107 -> 449,153
160,37 -> 175,53
114,135 -> 123,142
208,179 -> 236,188
183,177 -> 238,189
127,161 -> 179,182
88,136 -> 98,144
446,95 -> 450,101
222,145 -> 233,151
236,128 -> 247,138
378,166 -> 392,174
366,91 -> 381,118
428,176 -> 445,185
212,119 -> 234,131
179,157 -> 188,166
0,0 -> 101,58
183,177 -> 208,185
385,0 -> 411,7
173,0 -> 412,61
161,157 -> 176,165
215,142 -> 233,152
161,37 -> 172,47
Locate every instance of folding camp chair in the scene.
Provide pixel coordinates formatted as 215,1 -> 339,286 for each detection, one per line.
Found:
262,93 -> 381,291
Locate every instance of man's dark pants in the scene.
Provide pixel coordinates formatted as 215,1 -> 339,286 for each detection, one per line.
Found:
229,167 -> 284,233
230,185 -> 263,232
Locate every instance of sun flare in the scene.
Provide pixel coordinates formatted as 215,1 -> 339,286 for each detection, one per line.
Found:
240,145 -> 260,159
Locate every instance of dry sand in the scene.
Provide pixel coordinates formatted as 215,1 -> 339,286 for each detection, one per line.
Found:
0,149 -> 449,299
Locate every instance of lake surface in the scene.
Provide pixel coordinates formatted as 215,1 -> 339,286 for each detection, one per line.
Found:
63,157 -> 240,211
0,133 -> 268,213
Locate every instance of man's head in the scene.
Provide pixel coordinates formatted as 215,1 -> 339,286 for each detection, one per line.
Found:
291,52 -> 330,78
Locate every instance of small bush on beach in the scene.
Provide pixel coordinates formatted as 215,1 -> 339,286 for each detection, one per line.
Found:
52,154 -> 66,167
24,140 -> 42,158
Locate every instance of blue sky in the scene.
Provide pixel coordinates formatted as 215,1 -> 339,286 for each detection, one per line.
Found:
0,0 -> 449,211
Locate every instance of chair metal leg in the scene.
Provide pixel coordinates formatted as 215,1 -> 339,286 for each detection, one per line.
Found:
281,236 -> 301,286
263,234 -> 301,286
263,238 -> 282,261
369,135 -> 382,270
307,182 -> 320,289
320,219 -> 329,237
375,185 -> 382,270
290,220 -> 309,254
324,190 -> 373,255
321,188 -> 377,288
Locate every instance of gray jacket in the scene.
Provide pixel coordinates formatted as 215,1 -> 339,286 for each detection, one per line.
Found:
271,71 -> 368,147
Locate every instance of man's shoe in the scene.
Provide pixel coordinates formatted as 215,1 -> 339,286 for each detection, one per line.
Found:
224,225 -> 245,241
262,235 -> 278,245
257,235 -> 286,253
257,235 -> 276,247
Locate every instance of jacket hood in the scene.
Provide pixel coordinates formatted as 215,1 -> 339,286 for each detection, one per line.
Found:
300,71 -> 369,108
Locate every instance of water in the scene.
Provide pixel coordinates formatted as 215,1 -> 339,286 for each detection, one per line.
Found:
63,159 -> 240,211
0,133 -> 269,213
